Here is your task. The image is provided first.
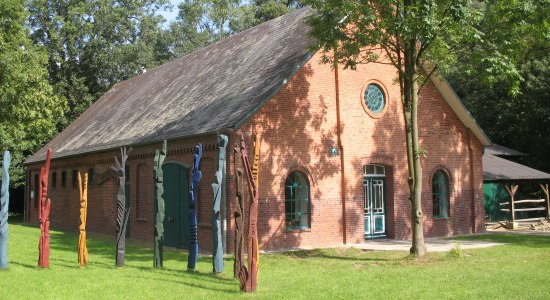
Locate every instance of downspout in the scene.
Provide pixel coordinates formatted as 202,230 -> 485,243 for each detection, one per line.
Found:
334,60 -> 347,244
467,129 -> 477,233
219,130 -> 232,253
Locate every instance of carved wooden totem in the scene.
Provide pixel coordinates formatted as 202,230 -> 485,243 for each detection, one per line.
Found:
112,148 -> 130,267
154,140 -> 167,268
212,135 -> 227,273
187,144 -> 202,270
238,134 -> 260,292
233,146 -> 245,278
0,151 -> 11,269
38,148 -> 52,268
78,172 -> 89,266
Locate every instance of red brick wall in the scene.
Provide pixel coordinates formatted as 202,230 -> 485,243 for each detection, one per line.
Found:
26,52 -> 485,253
236,52 -> 485,251
26,135 -> 224,253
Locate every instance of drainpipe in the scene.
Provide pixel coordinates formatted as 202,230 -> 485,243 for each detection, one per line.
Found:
334,60 -> 347,244
468,129 -> 477,233
220,129 -> 233,253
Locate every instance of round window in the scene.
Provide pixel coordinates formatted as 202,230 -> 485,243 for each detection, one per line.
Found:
364,84 -> 385,114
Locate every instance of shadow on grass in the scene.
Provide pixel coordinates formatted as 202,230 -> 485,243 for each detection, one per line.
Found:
278,248 -> 400,263
453,233 -> 550,248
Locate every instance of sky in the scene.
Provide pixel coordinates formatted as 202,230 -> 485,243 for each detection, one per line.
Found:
158,0 -> 181,24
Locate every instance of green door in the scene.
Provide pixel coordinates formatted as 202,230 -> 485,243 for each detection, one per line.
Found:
363,164 -> 387,239
162,163 -> 189,248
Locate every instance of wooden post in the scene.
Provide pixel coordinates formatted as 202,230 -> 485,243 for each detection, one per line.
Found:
540,183 -> 550,220
504,184 -> 518,222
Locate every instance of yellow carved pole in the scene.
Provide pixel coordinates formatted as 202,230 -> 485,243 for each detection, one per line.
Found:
78,172 -> 89,266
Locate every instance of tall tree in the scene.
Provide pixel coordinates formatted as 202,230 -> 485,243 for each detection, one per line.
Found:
168,0 -> 302,57
0,0 -> 65,186
27,0 -> 170,126
305,0 -> 526,256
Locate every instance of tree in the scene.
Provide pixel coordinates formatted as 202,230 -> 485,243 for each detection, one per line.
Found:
0,0 -> 66,186
168,0 -> 302,57
305,0 -> 527,256
27,0 -> 170,126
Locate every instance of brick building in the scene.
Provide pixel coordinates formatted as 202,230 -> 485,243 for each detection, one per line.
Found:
24,8 -> 490,253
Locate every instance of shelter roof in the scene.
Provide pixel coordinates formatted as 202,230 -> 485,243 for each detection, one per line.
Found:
485,144 -> 527,157
483,154 -> 550,182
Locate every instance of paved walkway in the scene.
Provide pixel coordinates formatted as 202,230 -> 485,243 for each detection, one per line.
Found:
348,236 -> 504,252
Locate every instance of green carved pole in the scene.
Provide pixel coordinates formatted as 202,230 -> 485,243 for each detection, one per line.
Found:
0,151 -> 11,269
212,135 -> 227,273
154,140 -> 167,268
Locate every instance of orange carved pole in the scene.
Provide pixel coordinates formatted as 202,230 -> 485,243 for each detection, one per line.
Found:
78,172 -> 89,266
238,134 -> 260,292
38,148 -> 52,268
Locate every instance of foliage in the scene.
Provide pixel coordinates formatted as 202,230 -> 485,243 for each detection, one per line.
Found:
27,0 -> 171,127
0,0 -> 65,187
449,0 -> 550,174
168,0 -> 302,57
2,223 -> 550,299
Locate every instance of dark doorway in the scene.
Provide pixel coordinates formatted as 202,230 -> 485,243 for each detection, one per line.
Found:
162,163 -> 189,248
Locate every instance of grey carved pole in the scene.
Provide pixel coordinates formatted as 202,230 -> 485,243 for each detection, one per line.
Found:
154,140 -> 167,268
112,147 -> 130,267
0,151 -> 11,269
212,135 -> 227,273
187,144 -> 202,271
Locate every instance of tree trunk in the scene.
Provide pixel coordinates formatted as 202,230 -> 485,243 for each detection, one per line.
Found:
403,36 -> 426,257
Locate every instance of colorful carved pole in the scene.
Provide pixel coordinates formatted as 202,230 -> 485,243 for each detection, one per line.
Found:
233,146 -> 245,278
154,140 -> 167,268
112,148 -> 130,267
238,134 -> 260,292
187,144 -> 202,271
0,151 -> 11,269
78,172 -> 89,266
212,135 -> 227,273
38,148 -> 52,268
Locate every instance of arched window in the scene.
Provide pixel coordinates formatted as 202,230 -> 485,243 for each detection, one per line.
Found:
432,170 -> 450,218
285,171 -> 310,229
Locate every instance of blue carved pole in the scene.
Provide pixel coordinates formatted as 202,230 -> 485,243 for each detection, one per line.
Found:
0,151 -> 11,269
187,144 -> 202,270
212,135 -> 227,273
154,140 -> 167,268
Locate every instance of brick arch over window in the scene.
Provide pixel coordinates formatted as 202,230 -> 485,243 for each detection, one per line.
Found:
430,166 -> 453,218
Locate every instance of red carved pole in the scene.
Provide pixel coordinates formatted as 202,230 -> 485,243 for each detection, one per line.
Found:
238,134 -> 259,292
38,149 -> 52,268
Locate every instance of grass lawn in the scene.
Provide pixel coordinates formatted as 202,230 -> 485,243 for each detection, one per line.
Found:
1,223 -> 550,299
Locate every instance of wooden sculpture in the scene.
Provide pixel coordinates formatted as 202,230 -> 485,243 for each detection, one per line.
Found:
187,144 -> 202,270
112,148 -> 130,267
38,148 -> 52,268
238,134 -> 260,292
212,135 -> 227,273
251,134 -> 261,274
78,172 -> 89,266
233,146 -> 245,278
0,151 -> 10,269
154,140 -> 167,268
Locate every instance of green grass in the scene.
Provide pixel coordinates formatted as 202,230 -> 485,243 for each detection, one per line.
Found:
1,223 -> 550,299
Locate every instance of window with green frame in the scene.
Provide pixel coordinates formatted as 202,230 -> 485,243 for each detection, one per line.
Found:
285,171 -> 310,229
432,170 -> 450,218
